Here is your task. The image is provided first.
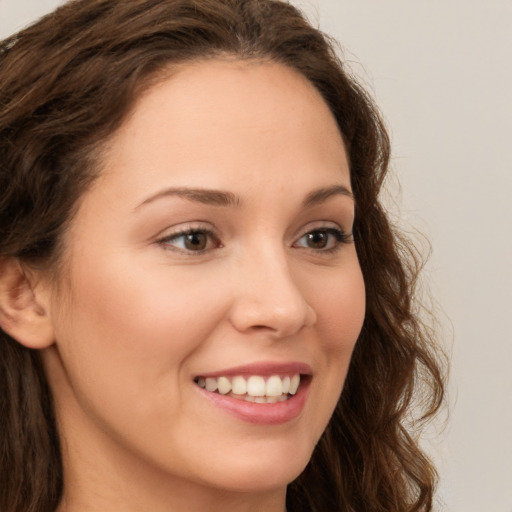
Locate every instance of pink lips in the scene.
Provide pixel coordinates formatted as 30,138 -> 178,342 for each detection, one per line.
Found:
196,361 -> 311,379
194,361 -> 312,425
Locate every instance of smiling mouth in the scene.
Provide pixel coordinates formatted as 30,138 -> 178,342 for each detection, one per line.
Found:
194,374 -> 302,404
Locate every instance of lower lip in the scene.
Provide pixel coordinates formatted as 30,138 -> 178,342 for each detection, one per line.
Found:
197,378 -> 310,425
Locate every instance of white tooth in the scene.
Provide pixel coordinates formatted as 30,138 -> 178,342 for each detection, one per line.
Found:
232,376 -> 247,395
265,375 -> 283,397
247,376 -> 266,397
266,396 -> 278,403
255,396 -> 267,403
205,378 -> 218,392
217,376 -> 231,395
281,376 -> 290,394
197,377 -> 206,388
244,395 -> 256,402
289,374 -> 300,395
278,394 -> 288,402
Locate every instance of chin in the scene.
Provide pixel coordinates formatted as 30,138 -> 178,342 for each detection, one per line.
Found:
205,467 -> 305,495
191,442 -> 312,494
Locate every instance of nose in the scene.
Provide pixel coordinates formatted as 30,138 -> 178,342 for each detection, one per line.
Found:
228,247 -> 317,338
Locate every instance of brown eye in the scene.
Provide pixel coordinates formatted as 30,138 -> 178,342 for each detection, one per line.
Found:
294,227 -> 349,252
183,232 -> 208,251
305,230 -> 329,249
160,229 -> 218,253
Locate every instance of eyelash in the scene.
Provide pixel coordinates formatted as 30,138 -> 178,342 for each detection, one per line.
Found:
156,226 -> 352,255
293,227 -> 352,254
157,227 -> 221,254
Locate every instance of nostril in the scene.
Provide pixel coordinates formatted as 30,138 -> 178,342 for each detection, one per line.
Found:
227,273 -> 315,336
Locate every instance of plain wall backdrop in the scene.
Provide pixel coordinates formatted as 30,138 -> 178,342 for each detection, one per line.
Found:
1,1 -> 511,511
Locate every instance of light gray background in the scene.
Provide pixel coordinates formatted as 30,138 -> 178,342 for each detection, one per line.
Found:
1,1 -> 511,511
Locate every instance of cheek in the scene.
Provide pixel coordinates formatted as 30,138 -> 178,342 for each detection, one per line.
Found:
48,253 -> 233,463
316,263 -> 365,390
61,251 -> 220,352
314,264 -> 366,354
298,262 -> 365,446
50,252 -> 226,413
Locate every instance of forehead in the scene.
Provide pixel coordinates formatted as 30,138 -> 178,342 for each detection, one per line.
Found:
90,59 -> 350,208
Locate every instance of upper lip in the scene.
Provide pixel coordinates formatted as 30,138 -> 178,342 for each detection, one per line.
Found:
195,361 -> 312,378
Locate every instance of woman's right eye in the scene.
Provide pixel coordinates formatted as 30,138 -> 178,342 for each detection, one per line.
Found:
157,229 -> 220,253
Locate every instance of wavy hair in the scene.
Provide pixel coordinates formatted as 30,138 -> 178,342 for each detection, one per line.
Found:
0,1 -> 445,511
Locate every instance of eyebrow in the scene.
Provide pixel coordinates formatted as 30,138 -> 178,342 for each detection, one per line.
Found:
302,185 -> 354,207
135,187 -> 241,210
135,183 -> 353,211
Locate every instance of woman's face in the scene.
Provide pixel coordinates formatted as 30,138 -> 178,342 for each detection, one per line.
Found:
43,60 -> 365,502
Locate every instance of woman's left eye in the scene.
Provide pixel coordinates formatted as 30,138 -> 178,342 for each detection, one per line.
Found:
294,227 -> 350,252
158,229 -> 219,253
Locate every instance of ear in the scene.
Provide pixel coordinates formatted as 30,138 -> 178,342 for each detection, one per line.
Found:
0,258 -> 54,349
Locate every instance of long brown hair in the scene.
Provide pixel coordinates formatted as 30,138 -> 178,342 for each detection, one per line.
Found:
0,1 -> 445,510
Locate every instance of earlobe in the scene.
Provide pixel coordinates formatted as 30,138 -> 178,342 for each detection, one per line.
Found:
0,258 -> 55,349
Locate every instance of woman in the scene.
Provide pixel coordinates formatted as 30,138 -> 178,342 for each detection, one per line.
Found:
0,1 -> 445,511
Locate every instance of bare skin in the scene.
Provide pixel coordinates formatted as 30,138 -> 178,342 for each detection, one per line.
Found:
32,60 -> 365,511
